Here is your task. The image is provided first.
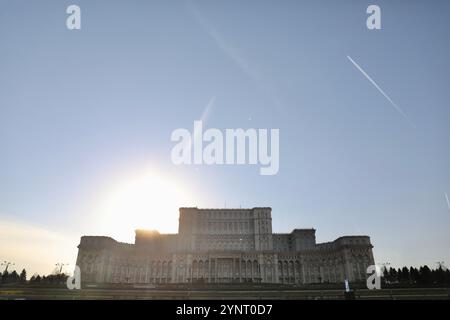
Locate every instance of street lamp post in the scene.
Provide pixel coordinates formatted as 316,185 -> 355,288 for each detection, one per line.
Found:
436,261 -> 447,271
55,263 -> 69,274
1,261 -> 15,273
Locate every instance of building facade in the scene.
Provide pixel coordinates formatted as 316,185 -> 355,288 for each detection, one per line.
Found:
76,207 -> 375,285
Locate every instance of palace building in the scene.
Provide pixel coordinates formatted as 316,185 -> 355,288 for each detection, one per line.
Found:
76,207 -> 375,285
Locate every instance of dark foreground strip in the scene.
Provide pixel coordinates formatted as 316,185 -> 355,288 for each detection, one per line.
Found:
0,300 -> 448,319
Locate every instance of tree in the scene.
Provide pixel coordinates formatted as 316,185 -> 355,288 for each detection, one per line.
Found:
397,268 -> 403,283
409,267 -> 419,284
433,266 -> 446,284
418,265 -> 432,284
401,267 -> 410,283
9,270 -> 19,283
383,267 -> 389,278
382,267 -> 390,284
2,270 -> 9,283
389,268 -> 398,283
19,269 -> 27,283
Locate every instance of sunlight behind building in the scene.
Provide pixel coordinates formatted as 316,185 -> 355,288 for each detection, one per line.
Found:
94,168 -> 197,243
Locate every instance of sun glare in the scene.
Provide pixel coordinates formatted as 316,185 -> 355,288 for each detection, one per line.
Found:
95,168 -> 195,243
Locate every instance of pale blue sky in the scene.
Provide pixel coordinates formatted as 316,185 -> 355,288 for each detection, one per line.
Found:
0,0 -> 449,275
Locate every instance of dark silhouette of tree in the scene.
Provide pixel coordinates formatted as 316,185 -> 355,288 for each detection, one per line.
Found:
42,273 -> 69,285
409,266 -> 419,284
19,269 -> 27,282
431,266 -> 446,284
397,268 -> 403,283
383,267 -> 389,279
1,270 -> 8,284
401,267 -> 410,283
418,265 -> 432,284
389,268 -> 398,283
379,265 -> 450,287
7,270 -> 20,283
382,267 -> 390,284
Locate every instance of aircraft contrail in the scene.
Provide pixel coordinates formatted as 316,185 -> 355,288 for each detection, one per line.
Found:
347,55 -> 415,128
200,96 -> 216,124
445,193 -> 450,211
186,96 -> 216,156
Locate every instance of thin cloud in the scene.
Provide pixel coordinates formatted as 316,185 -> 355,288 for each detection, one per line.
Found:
347,55 -> 415,128
187,0 -> 281,108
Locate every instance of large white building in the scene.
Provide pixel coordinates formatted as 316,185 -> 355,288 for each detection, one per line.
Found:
76,207 -> 375,285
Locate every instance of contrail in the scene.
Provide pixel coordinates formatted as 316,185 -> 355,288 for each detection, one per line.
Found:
200,96 -> 216,124
186,96 -> 216,156
347,55 -> 415,127
445,193 -> 450,211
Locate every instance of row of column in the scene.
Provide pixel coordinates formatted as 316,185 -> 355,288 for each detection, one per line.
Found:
186,258 -> 262,283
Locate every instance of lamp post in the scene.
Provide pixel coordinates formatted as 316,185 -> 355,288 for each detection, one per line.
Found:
55,263 -> 69,274
436,261 -> 447,271
1,261 -> 14,273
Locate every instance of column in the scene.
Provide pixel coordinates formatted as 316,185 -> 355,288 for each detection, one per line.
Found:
258,254 -> 264,283
273,253 -> 279,284
301,256 -> 306,284
293,261 -> 297,284
171,254 -> 176,283
239,258 -> 242,283
208,256 -> 211,283
215,258 -> 218,282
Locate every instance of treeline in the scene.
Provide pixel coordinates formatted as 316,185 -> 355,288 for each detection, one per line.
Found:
382,266 -> 450,286
0,269 -> 27,284
0,269 -> 68,286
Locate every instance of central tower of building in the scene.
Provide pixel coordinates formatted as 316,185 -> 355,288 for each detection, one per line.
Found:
178,207 -> 273,252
